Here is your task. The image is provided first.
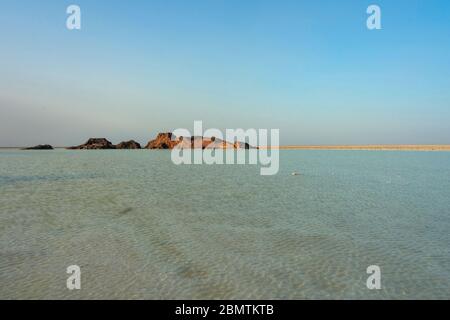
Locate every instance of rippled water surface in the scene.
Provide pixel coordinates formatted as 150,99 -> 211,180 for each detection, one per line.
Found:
0,149 -> 449,299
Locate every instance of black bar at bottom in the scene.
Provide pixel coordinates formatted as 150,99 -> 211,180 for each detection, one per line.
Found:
0,300 -> 447,319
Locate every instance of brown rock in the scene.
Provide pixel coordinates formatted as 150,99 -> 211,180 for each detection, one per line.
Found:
67,138 -> 116,150
145,133 -> 180,149
116,140 -> 141,149
234,141 -> 257,149
145,132 -> 258,149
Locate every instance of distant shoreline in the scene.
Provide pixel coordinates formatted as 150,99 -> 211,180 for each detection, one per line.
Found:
2,145 -> 450,151
261,145 -> 450,151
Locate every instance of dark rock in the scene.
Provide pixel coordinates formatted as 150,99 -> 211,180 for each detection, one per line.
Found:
67,138 -> 115,150
116,140 -> 141,149
22,144 -> 54,150
234,141 -> 258,149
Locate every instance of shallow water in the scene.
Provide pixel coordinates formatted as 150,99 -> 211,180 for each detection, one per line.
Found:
0,149 -> 449,299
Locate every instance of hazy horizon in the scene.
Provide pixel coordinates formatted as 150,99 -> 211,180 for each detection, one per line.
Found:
1,0 -> 450,147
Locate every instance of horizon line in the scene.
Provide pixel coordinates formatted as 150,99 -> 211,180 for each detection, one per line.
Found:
2,144 -> 450,151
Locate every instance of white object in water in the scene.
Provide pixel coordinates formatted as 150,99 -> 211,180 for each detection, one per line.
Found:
291,172 -> 300,176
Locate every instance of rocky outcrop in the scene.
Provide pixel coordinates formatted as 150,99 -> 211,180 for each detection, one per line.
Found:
145,133 -> 179,149
67,138 -> 116,150
145,133 -> 257,149
116,140 -> 142,149
22,144 -> 54,150
67,134 -> 257,150
176,136 -> 233,149
234,141 -> 254,149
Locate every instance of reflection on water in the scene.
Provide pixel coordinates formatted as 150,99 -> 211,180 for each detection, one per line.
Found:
0,149 -> 449,299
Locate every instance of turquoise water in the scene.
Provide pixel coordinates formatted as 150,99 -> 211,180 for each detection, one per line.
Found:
0,149 -> 449,299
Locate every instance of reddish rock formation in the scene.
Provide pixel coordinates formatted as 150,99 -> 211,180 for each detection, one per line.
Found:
67,138 -> 116,150
67,134 -> 257,150
145,133 -> 257,149
145,133 -> 180,149
116,140 -> 142,149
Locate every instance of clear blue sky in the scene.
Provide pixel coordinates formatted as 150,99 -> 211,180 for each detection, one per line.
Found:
0,0 -> 449,146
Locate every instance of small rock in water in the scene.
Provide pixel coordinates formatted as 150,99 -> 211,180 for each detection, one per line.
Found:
119,207 -> 133,215
22,144 -> 53,150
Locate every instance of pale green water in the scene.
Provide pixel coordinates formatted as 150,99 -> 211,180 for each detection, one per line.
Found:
0,149 -> 449,299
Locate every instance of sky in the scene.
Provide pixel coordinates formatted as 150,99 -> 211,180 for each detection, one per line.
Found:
0,0 -> 449,146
